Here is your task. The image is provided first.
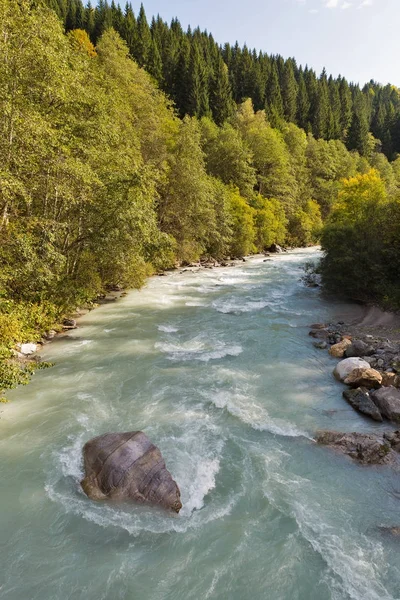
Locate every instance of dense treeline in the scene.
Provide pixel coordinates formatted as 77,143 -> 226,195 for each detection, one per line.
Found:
320,170 -> 400,310
47,0 -> 400,160
2,0 -> 400,398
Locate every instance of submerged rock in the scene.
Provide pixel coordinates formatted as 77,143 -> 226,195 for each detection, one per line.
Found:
316,430 -> 396,465
343,388 -> 383,421
377,526 -> 400,538
81,431 -> 182,513
333,358 -> 370,383
314,341 -> 328,350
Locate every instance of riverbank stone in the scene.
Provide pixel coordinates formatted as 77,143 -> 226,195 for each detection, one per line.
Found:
333,358 -> 370,382
329,339 -> 352,358
370,387 -> 400,423
316,430 -> 397,465
81,431 -> 182,513
344,340 -> 375,358
343,367 -> 382,390
343,388 -> 383,421
20,343 -> 37,355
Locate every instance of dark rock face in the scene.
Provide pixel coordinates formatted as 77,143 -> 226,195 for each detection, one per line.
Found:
63,318 -> 77,329
267,243 -> 283,254
81,432 -> 182,513
343,388 -> 383,422
345,340 -> 375,358
371,387 -> 400,424
316,430 -> 397,465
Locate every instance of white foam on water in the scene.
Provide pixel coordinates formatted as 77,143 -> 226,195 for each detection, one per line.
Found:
155,337 -> 243,362
158,325 -> 179,333
212,298 -> 269,314
180,458 -> 220,516
262,453 -> 395,600
185,300 -> 208,307
207,390 -> 311,439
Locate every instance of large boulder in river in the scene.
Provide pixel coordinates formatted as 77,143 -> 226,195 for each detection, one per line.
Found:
343,388 -> 383,422
370,387 -> 400,424
343,367 -> 382,390
81,431 -> 182,513
316,430 -> 397,465
333,358 -> 370,383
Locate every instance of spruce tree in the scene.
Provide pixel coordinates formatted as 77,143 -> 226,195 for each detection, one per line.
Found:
147,38 -> 163,83
133,3 -> 151,67
313,70 -> 329,139
211,56 -> 233,125
296,70 -> 310,130
347,97 -> 370,156
281,60 -> 298,123
265,62 -> 284,127
339,77 -> 353,140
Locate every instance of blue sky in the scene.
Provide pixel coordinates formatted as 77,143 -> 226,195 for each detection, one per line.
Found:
129,0 -> 399,86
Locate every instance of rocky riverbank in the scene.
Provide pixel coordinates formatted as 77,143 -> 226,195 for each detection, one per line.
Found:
310,309 -> 400,465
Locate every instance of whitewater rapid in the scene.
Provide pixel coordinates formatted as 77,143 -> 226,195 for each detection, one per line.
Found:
1,249 -> 400,600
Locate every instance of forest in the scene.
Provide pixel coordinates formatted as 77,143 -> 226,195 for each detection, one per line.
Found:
1,0 -> 400,397
49,0 -> 400,159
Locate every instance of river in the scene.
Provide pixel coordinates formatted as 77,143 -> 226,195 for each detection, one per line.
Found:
1,248 -> 400,600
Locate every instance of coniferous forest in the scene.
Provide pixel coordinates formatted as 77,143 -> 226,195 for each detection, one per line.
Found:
1,0 -> 400,396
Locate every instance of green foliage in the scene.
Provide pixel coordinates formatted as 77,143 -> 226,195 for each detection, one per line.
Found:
4,0 -> 400,398
320,170 -> 400,308
250,195 -> 287,250
227,187 -> 256,258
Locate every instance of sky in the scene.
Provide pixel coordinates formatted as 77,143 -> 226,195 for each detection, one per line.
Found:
127,0 -> 399,87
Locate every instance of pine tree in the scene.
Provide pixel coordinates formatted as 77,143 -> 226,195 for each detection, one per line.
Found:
296,70 -> 310,130
211,56 -> 233,125
121,4 -> 136,55
133,3 -> 151,67
265,62 -> 284,127
313,70 -> 329,139
281,60 -> 298,123
347,95 -> 370,156
328,76 -> 341,139
173,36 -> 191,117
147,38 -> 163,83
65,0 -> 77,30
339,77 -> 352,140
187,43 -> 210,118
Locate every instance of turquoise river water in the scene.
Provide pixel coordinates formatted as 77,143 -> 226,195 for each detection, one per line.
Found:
1,248 -> 400,600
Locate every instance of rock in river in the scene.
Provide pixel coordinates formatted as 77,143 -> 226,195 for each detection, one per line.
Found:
333,358 -> 370,383
370,387 -> 400,424
343,367 -> 382,390
343,387 -> 383,421
81,431 -> 182,513
344,340 -> 375,358
329,339 -> 352,358
316,430 -> 398,465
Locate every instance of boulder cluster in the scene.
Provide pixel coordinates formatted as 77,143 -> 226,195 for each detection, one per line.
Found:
310,323 -> 400,424
311,323 -> 400,467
